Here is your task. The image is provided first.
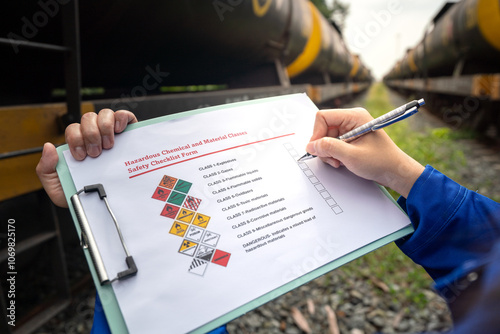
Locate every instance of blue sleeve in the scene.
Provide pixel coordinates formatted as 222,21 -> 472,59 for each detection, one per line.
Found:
90,293 -> 111,334
395,165 -> 500,325
91,292 -> 228,333
396,165 -> 500,284
451,242 -> 500,333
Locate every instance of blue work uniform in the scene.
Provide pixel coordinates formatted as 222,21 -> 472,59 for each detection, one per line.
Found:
91,165 -> 500,333
397,165 -> 500,332
91,294 -> 228,333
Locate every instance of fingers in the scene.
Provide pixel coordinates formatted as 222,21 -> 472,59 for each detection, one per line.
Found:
306,136 -> 356,163
96,109 -> 115,150
310,108 -> 373,141
114,109 -> 138,133
80,112 -> 103,158
65,109 -> 137,161
304,107 -> 425,197
36,143 -> 68,208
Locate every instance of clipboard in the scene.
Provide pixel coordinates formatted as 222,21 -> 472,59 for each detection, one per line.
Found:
56,93 -> 414,333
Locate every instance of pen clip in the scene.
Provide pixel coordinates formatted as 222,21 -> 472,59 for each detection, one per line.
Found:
371,106 -> 420,131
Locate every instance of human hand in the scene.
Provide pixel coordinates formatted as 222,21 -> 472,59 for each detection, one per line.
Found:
36,109 -> 138,207
305,107 -> 424,198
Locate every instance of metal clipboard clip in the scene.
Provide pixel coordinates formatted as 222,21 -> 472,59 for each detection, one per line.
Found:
71,184 -> 137,285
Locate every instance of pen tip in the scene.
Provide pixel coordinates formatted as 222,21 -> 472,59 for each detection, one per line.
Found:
297,154 -> 307,162
297,153 -> 315,162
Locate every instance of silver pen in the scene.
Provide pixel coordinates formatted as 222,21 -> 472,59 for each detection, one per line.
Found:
297,98 -> 425,162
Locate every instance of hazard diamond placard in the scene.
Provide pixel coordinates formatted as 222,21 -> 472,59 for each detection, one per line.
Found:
177,208 -> 195,224
193,213 -> 210,228
188,258 -> 208,276
169,221 -> 188,237
174,179 -> 192,193
179,239 -> 198,257
183,196 -> 202,211
211,249 -> 231,267
202,231 -> 220,247
152,187 -> 171,201
161,204 -> 180,219
185,225 -> 205,242
195,245 -> 215,262
159,175 -> 177,189
167,191 -> 187,206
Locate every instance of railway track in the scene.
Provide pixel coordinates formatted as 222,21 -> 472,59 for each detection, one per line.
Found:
387,88 -> 500,202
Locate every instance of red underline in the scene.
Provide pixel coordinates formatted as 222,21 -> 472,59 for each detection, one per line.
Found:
129,133 -> 295,179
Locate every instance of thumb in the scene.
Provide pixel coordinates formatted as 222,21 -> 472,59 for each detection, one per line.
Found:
37,143 -> 58,174
36,143 -> 68,208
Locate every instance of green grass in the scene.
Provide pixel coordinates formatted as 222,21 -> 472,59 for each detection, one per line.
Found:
340,82 -> 468,310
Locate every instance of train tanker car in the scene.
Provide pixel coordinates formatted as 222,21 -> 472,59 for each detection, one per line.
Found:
1,0 -> 371,106
0,1 -> 371,332
384,0 -> 500,135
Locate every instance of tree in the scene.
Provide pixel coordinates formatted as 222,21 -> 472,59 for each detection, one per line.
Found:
331,0 -> 349,31
310,0 -> 334,18
310,0 -> 349,31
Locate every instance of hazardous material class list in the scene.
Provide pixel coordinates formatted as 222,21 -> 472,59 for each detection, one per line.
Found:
200,157 -> 319,253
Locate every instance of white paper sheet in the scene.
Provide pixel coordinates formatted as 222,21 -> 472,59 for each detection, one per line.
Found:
62,94 -> 410,333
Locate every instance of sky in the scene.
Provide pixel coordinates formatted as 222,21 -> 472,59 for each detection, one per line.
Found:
332,0 -> 451,80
